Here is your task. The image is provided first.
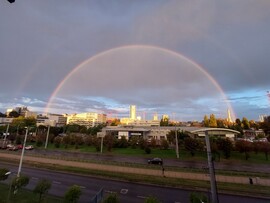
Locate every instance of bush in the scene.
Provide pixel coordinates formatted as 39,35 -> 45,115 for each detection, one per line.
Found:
145,147 -> 151,154
64,185 -> 82,203
103,193 -> 119,203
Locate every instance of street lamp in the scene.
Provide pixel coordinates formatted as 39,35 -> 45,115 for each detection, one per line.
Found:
3,124 -> 10,148
17,127 -> 28,178
205,131 -> 219,203
45,125 -> 50,149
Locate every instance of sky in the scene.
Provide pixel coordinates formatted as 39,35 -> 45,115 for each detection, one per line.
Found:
0,0 -> 270,121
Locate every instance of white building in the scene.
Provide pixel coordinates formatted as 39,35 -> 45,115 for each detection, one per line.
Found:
67,112 -> 106,127
37,113 -> 67,127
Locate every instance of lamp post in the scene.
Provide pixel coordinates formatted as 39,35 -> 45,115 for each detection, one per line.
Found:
5,171 -> 12,203
17,127 -> 28,178
45,125 -> 50,149
175,126 -> 179,159
3,124 -> 10,148
205,131 -> 219,203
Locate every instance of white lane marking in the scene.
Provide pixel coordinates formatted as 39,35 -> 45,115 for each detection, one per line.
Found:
79,186 -> 86,189
137,196 -> 147,199
120,189 -> 128,194
105,190 -> 115,194
32,177 -> 39,180
53,181 -> 61,185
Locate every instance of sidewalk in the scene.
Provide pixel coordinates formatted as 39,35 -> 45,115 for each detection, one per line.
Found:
1,152 -> 269,186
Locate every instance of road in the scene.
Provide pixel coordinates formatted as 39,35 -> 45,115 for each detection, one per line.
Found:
0,162 -> 269,203
27,149 -> 270,173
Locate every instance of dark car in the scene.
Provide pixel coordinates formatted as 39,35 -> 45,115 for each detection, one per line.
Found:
148,158 -> 163,165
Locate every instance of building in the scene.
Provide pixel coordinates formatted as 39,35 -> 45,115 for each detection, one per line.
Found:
37,113 -> 67,127
130,105 -> 136,120
67,112 -> 106,127
102,126 -> 240,142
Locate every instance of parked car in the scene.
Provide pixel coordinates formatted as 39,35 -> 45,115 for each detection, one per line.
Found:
25,145 -> 34,150
7,146 -> 18,151
17,144 -> 23,149
148,157 -> 163,165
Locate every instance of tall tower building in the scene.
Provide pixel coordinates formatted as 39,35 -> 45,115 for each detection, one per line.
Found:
227,108 -> 232,123
130,105 -> 136,120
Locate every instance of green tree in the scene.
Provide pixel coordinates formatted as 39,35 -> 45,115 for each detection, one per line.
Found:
203,115 -> 209,127
116,136 -> 129,148
0,168 -> 10,181
103,193 -> 119,203
209,114 -> 217,128
216,138 -> 233,159
242,117 -> 250,129
54,136 -> 62,148
235,140 -> 253,160
144,196 -> 161,203
129,135 -> 139,149
64,185 -> 82,203
184,137 -> 203,157
160,118 -> 169,126
259,142 -> 270,161
33,179 -> 52,203
160,139 -> 169,150
8,111 -> 20,118
11,175 -> 30,194
189,192 -> 208,203
104,135 -> 115,151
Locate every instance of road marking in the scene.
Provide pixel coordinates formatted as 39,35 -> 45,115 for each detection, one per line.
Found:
53,181 -> 61,185
120,189 -> 128,194
79,186 -> 86,189
137,196 -> 147,199
105,190 -> 115,194
32,177 -> 38,180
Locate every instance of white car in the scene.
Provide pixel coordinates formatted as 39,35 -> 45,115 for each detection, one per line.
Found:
25,145 -> 34,150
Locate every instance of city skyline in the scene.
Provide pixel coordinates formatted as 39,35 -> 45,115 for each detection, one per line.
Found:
1,1 -> 270,121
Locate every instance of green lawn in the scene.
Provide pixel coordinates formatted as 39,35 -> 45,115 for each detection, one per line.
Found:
42,142 -> 270,165
0,183 -> 62,203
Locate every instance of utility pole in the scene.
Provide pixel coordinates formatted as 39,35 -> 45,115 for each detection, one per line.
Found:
3,123 -> 9,148
45,125 -> 50,149
175,126 -> 179,159
205,131 -> 219,203
17,127 -> 28,177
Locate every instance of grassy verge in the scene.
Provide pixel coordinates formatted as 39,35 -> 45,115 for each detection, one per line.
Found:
0,183 -> 62,203
2,157 -> 269,199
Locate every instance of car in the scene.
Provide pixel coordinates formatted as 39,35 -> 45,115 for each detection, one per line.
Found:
7,146 -> 18,151
25,145 -> 34,150
17,144 -> 23,149
148,158 -> 163,165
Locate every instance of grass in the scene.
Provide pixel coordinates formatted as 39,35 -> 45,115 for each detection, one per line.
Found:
0,183 -> 62,203
43,142 -> 270,165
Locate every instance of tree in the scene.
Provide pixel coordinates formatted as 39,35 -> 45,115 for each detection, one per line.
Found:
64,185 -> 82,203
33,179 -> 52,203
144,196 -> 161,203
0,168 -> 10,181
242,117 -> 250,129
235,140 -> 253,160
8,111 -> 20,118
203,115 -> 209,127
216,138 -> 233,159
160,118 -> 169,126
259,142 -> 270,161
160,139 -> 169,150
116,136 -> 129,148
104,135 -> 115,151
209,114 -> 217,128
129,135 -> 139,149
184,137 -> 203,157
103,193 -> 119,203
11,175 -> 30,194
189,192 -> 209,203
54,136 -> 62,148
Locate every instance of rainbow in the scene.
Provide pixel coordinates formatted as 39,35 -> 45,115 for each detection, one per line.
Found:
44,44 -> 236,120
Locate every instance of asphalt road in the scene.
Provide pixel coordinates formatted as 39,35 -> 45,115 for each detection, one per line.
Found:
26,149 -> 270,173
0,162 -> 269,203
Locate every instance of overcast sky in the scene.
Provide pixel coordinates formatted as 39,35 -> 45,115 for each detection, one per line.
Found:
1,0 -> 270,121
